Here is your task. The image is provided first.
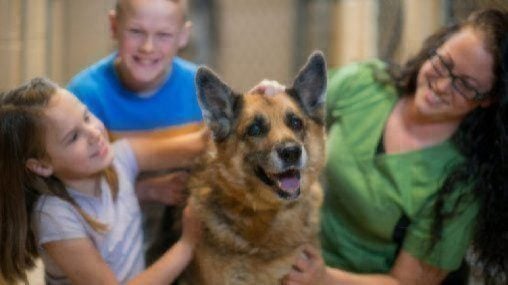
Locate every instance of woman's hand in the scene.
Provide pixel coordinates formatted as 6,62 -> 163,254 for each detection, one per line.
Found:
282,245 -> 327,285
249,79 -> 286,96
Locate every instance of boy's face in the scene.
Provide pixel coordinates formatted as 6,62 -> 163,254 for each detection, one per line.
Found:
111,0 -> 191,92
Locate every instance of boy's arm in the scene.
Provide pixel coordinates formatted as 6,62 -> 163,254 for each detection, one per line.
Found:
129,128 -> 209,172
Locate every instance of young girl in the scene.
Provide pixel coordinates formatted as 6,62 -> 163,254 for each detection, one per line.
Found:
0,77 -> 205,284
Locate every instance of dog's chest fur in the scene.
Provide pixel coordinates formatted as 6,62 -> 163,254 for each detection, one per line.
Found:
186,158 -> 323,285
181,51 -> 327,285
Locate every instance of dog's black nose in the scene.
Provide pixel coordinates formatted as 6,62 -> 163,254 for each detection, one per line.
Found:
278,146 -> 302,164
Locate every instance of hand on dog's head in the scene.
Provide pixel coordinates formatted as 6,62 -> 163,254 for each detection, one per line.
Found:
195,51 -> 327,141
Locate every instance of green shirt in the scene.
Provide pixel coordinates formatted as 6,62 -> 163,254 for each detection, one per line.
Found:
321,60 -> 478,273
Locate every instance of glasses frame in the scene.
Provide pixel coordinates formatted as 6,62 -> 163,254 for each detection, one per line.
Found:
428,50 -> 490,101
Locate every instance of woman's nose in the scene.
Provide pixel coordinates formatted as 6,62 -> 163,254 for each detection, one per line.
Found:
433,76 -> 454,97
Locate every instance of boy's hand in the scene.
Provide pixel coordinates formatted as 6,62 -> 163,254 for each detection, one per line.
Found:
249,79 -> 286,96
282,245 -> 327,285
136,171 -> 190,205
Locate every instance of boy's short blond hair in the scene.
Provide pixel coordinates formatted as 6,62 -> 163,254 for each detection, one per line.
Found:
115,0 -> 189,22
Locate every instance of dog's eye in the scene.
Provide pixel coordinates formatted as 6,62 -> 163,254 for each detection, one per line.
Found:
246,123 -> 265,137
287,114 -> 303,131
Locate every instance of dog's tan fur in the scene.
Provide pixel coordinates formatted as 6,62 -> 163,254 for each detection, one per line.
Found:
183,52 -> 327,285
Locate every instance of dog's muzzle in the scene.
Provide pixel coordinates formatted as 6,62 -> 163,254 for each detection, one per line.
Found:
254,144 -> 306,201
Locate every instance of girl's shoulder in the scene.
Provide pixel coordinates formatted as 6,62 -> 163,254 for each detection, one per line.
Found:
112,139 -> 139,181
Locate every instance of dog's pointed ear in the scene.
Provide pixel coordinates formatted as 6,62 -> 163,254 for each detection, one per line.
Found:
196,67 -> 240,141
291,51 -> 327,123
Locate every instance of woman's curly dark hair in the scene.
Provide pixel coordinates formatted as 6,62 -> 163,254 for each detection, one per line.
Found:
388,8 -> 508,282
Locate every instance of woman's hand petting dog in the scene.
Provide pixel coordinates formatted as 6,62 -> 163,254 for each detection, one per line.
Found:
282,245 -> 327,285
250,79 -> 286,96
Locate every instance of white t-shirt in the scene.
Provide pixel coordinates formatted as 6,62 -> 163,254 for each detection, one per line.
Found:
32,140 -> 145,284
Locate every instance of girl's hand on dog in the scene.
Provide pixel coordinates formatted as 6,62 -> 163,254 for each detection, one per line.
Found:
181,201 -> 203,249
250,79 -> 286,96
282,245 -> 327,285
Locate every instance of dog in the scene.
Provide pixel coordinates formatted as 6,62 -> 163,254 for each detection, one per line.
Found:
182,51 -> 327,285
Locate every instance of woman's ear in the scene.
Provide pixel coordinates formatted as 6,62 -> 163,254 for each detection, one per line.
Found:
26,158 -> 53,177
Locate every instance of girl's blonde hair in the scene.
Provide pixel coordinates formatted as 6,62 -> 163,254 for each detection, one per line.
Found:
0,78 -> 118,283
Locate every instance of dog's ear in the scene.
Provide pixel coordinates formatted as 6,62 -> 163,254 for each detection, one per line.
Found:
196,67 -> 241,141
290,51 -> 327,123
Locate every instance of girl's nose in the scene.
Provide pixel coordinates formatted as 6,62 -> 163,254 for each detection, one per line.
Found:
87,125 -> 102,143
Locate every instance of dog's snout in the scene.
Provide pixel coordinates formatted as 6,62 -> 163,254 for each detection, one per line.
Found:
278,146 -> 302,164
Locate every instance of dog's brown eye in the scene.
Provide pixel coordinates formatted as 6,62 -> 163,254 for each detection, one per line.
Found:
246,123 -> 264,137
287,114 -> 303,131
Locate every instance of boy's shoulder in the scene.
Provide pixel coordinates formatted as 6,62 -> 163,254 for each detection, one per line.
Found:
172,56 -> 198,75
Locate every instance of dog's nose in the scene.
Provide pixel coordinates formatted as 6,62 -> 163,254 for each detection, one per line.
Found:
278,146 -> 302,164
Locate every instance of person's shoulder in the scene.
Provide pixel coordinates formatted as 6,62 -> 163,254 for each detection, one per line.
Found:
329,59 -> 387,80
172,56 -> 198,74
34,194 -> 75,215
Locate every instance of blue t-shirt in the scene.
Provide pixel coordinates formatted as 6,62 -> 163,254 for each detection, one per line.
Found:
67,54 -> 203,138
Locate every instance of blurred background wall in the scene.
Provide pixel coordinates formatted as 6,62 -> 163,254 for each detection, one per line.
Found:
1,0 -> 507,92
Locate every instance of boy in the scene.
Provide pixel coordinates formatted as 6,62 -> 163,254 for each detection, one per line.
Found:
67,0 -> 202,262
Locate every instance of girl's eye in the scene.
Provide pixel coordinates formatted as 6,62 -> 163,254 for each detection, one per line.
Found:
69,132 -> 79,143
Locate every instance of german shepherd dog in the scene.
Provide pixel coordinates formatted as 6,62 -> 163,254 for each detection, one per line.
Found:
182,52 -> 327,285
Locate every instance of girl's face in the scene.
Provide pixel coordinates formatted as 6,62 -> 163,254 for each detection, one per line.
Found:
414,27 -> 494,122
41,89 -> 114,182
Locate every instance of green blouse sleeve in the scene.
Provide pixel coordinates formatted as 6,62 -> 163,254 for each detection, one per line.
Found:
403,192 -> 479,270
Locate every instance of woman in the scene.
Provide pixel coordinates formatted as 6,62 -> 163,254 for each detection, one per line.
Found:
274,8 -> 508,285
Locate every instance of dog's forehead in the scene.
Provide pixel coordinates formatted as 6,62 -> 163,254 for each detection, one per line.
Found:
243,92 -> 300,112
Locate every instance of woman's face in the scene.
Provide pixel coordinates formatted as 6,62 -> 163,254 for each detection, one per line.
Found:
414,27 -> 494,122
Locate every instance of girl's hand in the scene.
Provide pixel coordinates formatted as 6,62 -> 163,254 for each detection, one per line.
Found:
180,202 -> 203,248
282,245 -> 327,285
249,80 -> 286,96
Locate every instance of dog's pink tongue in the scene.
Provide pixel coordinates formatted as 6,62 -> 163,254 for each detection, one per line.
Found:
278,177 -> 300,192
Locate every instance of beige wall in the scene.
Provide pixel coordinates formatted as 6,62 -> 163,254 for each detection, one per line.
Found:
0,0 -> 114,91
1,0 -> 447,92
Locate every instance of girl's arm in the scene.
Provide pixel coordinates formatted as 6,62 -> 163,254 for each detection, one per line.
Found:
43,204 -> 202,285
129,128 -> 209,172
43,238 -> 119,285
282,246 -> 447,285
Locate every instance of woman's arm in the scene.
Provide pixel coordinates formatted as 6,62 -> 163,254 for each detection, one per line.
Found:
283,246 -> 448,285
43,204 -> 202,285
129,128 -> 209,172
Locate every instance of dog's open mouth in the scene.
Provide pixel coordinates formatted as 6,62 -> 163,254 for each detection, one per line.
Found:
255,166 -> 301,200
